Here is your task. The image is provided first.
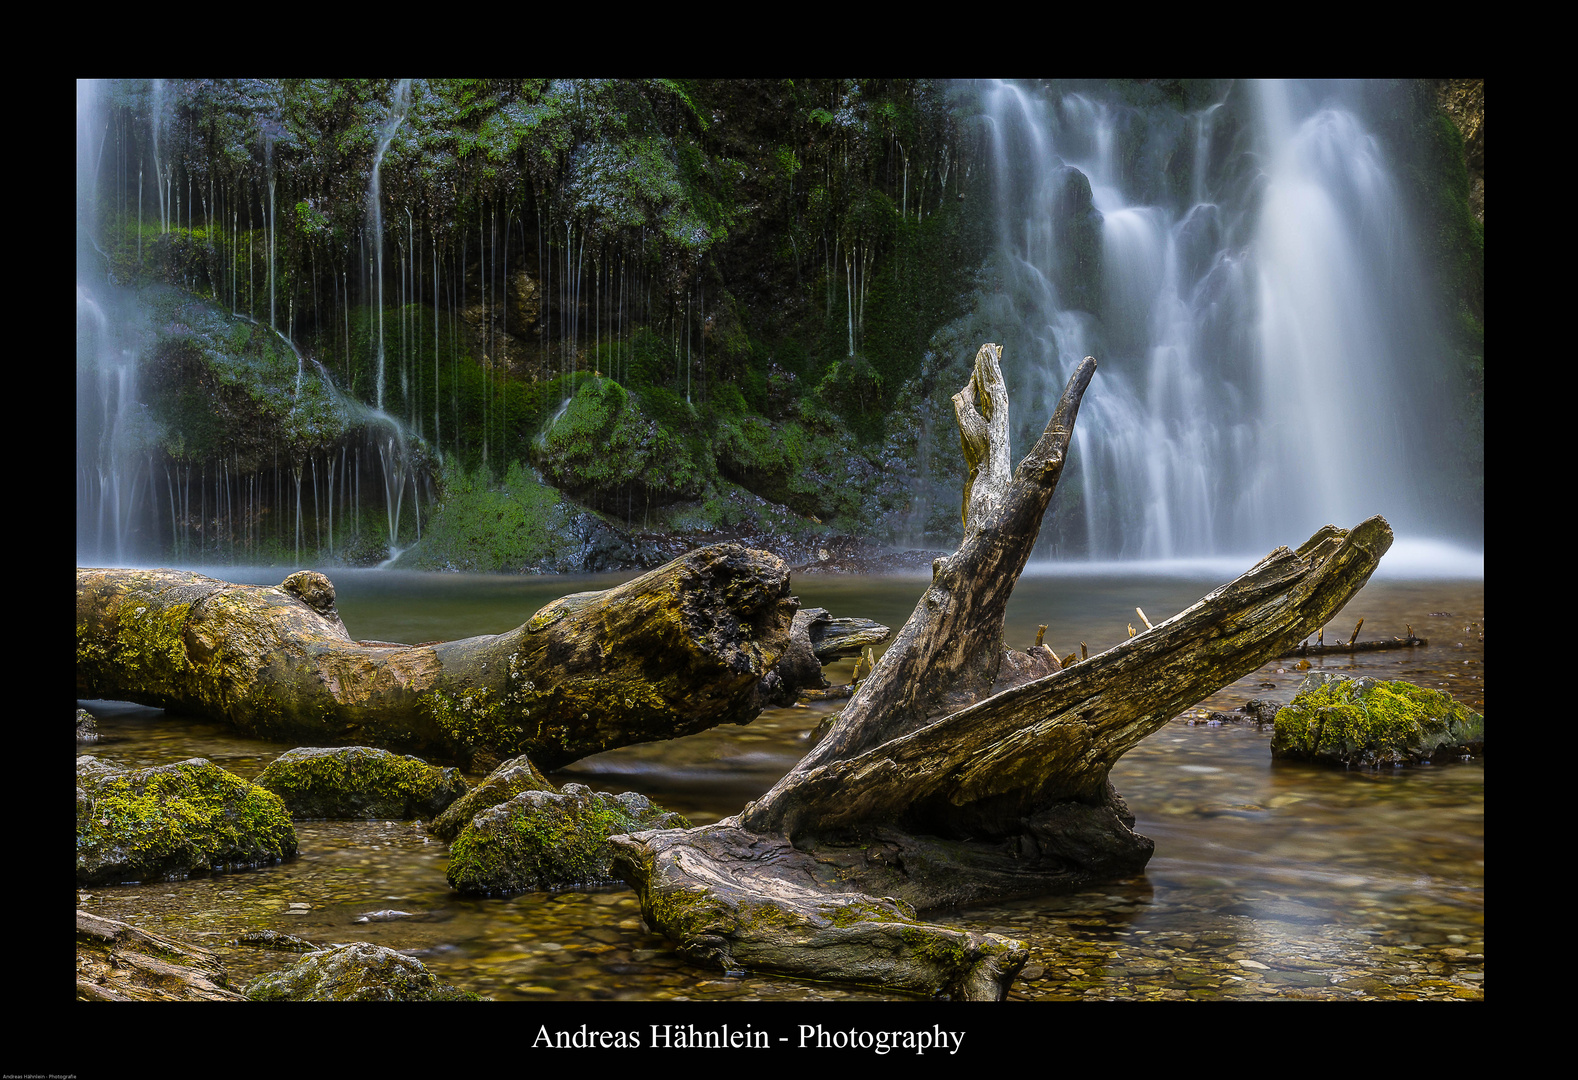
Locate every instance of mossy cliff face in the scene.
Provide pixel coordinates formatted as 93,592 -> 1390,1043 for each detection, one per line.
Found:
76,756 -> 297,885
1270,673 -> 1484,767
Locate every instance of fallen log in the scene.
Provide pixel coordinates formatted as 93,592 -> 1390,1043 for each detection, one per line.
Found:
1279,634 -> 1427,657
77,544 -> 808,771
610,344 -> 1392,1000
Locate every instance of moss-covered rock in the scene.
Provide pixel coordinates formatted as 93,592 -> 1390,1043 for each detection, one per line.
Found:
254,746 -> 469,819
243,941 -> 481,1001
446,782 -> 690,895
399,461 -> 637,574
531,376 -> 717,514
428,754 -> 557,842
1270,673 -> 1484,767
76,756 -> 297,886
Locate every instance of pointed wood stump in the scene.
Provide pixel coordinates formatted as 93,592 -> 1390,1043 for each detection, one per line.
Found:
611,345 -> 1394,999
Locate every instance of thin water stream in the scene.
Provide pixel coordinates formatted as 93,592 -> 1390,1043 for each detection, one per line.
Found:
76,564 -> 1483,1001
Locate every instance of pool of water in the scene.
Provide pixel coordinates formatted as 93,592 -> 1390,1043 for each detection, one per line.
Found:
76,565 -> 1484,1001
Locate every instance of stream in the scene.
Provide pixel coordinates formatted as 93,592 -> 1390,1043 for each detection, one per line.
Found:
76,560 -> 1484,1002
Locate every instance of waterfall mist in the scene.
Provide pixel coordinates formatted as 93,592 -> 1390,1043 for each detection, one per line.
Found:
975,79 -> 1477,564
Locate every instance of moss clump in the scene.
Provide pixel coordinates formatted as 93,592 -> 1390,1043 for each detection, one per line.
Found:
243,941 -> 483,1001
446,784 -> 689,895
76,756 -> 297,885
402,460 -> 636,574
1270,674 -> 1484,767
428,754 -> 556,843
254,746 -> 469,819
531,376 -> 717,514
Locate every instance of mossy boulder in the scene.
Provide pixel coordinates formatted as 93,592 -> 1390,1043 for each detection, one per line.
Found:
428,754 -> 557,843
76,756 -> 297,886
1270,673 -> 1484,767
531,377 -> 716,514
446,783 -> 690,896
243,941 -> 480,1001
254,746 -> 469,820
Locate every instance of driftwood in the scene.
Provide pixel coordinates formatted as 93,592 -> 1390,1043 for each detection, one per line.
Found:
610,344 -> 1393,1000
77,544 -> 838,771
1279,635 -> 1427,657
76,910 -> 243,1001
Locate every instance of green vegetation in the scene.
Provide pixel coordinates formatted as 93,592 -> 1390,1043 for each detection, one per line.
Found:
253,746 -> 468,819
1270,674 -> 1484,767
76,757 -> 298,885
446,784 -> 689,895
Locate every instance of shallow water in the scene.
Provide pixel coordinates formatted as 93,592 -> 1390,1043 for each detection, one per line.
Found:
77,565 -> 1484,1002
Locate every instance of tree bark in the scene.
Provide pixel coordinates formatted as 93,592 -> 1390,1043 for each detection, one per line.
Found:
610,344 -> 1395,999
76,543 -> 805,771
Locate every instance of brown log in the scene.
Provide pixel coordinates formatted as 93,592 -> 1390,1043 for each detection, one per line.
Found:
76,544 -> 802,771
1278,634 -> 1427,657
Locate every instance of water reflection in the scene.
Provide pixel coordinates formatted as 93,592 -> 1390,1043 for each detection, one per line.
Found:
77,568 -> 1484,1001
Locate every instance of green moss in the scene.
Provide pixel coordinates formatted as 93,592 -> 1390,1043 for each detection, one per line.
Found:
421,685 -> 524,760
1271,675 -> 1484,767
76,758 -> 297,885
404,461 -> 566,572
446,785 -> 689,895
254,746 -> 467,819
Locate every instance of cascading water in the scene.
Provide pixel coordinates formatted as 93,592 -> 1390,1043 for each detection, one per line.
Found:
76,79 -> 431,569
78,79 -> 156,564
977,79 -> 1466,561
369,79 -> 412,414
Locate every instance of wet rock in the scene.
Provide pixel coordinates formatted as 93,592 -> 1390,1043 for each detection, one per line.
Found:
234,929 -> 320,952
76,707 -> 99,742
1207,699 -> 1282,726
428,754 -> 557,842
77,910 -> 244,1001
447,783 -> 690,896
255,746 -> 469,820
1271,674 -> 1484,767
76,756 -> 297,886
243,941 -> 480,1001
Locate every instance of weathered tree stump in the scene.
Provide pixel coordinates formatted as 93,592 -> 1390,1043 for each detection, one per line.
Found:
610,344 -> 1393,999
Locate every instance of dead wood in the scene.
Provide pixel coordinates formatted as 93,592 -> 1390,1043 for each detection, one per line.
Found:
611,344 -> 1393,999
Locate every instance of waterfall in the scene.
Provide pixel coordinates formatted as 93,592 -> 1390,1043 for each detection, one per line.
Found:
369,79 -> 412,413
978,79 -> 1460,560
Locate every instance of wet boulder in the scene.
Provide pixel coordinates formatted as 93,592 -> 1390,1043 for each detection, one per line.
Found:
255,746 -> 469,820
1270,674 -> 1484,767
243,941 -> 480,1001
76,756 -> 297,886
428,754 -> 557,843
76,707 -> 99,742
446,783 -> 689,896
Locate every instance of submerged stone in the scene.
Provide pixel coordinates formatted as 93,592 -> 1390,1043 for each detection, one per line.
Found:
255,746 -> 469,820
1270,673 -> 1484,767
243,941 -> 481,1001
76,756 -> 297,886
447,783 -> 690,896
428,754 -> 557,842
